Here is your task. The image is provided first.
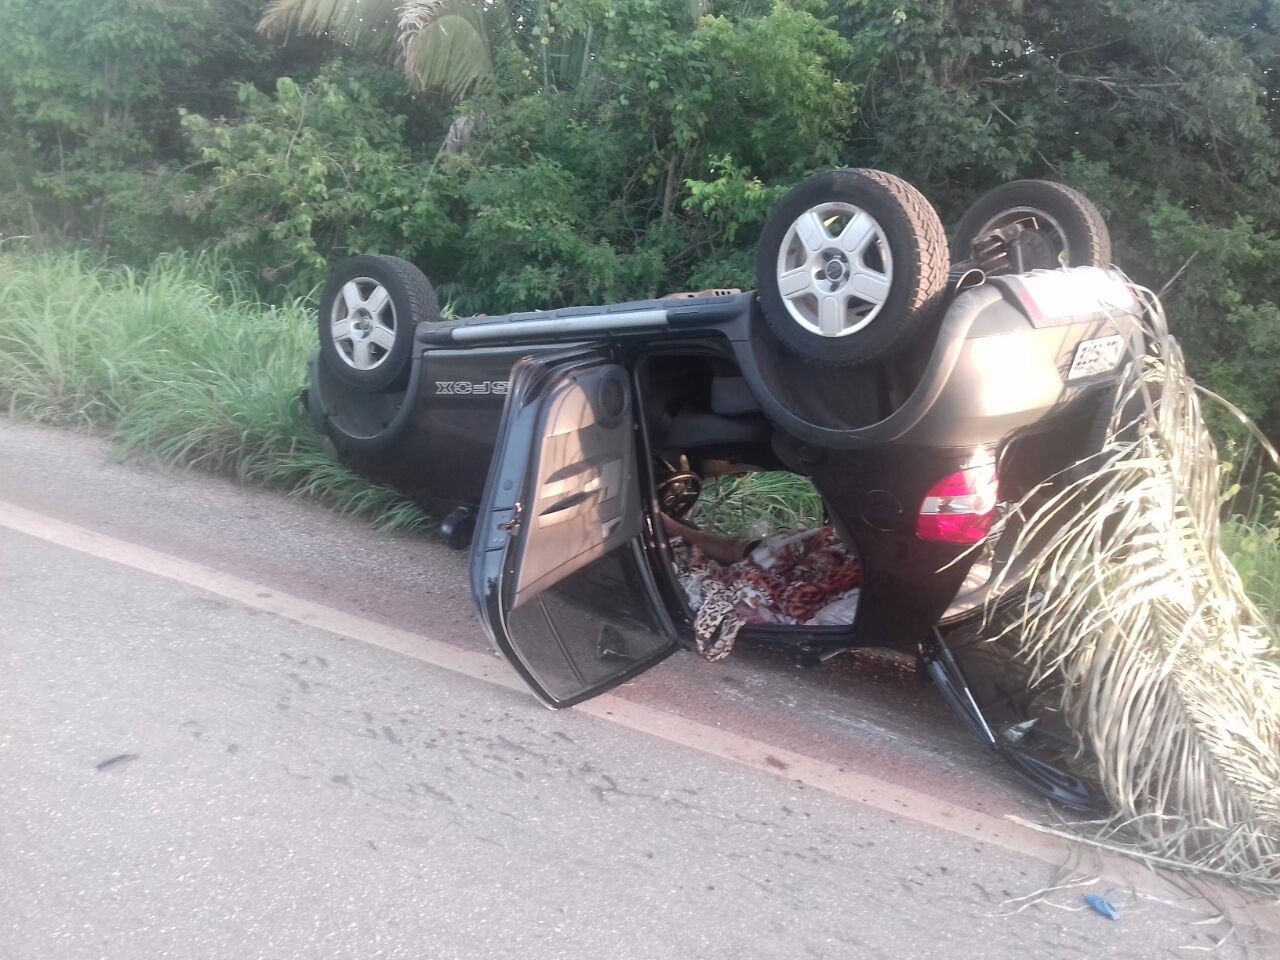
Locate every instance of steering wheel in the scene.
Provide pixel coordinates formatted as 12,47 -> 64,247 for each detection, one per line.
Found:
657,469 -> 702,518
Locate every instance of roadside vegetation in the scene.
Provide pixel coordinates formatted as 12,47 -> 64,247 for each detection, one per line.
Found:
1224,519 -> 1280,626
691,472 -> 825,538
0,250 -> 427,529
3,0 -> 1280,439
996,306 -> 1280,889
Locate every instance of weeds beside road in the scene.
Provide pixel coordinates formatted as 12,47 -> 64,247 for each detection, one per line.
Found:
0,250 -> 425,530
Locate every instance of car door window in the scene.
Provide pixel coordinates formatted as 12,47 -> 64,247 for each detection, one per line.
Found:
502,544 -> 671,702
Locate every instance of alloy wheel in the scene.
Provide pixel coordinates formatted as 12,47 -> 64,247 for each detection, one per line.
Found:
774,201 -> 894,338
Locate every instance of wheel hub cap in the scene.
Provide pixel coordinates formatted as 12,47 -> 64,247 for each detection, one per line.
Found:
775,201 -> 893,339
329,278 -> 397,371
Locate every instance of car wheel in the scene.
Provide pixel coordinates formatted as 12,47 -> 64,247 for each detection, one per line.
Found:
952,180 -> 1112,274
755,168 -> 949,366
318,254 -> 440,393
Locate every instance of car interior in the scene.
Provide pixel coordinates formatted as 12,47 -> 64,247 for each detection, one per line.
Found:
630,332 -> 1096,656
635,349 -> 866,649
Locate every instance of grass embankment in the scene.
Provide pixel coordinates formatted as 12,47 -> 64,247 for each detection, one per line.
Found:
0,250 -> 426,529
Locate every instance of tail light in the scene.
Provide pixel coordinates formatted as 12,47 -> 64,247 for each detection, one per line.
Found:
917,463 -> 999,544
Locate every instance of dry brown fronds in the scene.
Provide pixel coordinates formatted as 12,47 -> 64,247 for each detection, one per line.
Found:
992,285 -> 1280,890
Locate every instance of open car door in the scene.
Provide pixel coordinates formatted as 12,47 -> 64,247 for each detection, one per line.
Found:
470,348 -> 678,707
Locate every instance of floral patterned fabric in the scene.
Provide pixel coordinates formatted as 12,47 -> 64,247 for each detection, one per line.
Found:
671,527 -> 861,661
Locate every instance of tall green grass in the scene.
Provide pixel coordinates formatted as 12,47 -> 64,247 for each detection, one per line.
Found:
0,250 -> 427,530
692,471 -> 825,536
1223,517 -> 1280,626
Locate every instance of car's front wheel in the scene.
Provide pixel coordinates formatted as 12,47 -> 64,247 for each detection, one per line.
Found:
318,254 -> 440,393
755,168 -> 950,366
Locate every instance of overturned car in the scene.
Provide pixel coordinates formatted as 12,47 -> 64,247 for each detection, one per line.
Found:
304,169 -> 1145,808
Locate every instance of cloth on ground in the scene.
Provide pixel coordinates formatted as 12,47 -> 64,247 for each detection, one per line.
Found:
671,526 -> 860,661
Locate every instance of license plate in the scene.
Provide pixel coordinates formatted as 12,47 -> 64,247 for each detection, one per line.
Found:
1068,335 -> 1125,381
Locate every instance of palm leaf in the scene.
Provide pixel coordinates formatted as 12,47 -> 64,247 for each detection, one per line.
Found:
990,289 -> 1280,889
259,0 -> 401,57
398,0 -> 493,99
259,0 -> 493,100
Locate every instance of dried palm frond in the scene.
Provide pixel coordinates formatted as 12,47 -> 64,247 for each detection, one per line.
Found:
990,286 -> 1280,890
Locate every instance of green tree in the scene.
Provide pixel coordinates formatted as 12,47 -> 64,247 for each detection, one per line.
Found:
256,0 -> 712,101
0,0 -> 332,255
840,0 -> 1279,207
183,0 -> 854,303
179,68 -> 457,292
0,0 -> 213,245
435,0 -> 855,306
837,0 -> 1280,435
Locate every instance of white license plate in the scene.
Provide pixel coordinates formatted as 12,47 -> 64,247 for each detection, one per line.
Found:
1068,335 -> 1125,381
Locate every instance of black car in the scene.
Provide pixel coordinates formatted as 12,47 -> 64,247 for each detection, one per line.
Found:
305,169 -> 1144,807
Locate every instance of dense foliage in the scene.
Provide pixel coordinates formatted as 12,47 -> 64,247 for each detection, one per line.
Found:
2,0 -> 1279,435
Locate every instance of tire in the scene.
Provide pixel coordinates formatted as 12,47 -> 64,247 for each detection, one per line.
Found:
952,180 -> 1111,273
755,168 -> 949,366
318,254 -> 440,393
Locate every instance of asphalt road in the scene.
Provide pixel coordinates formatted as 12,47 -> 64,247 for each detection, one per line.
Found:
1,420 -> 1276,959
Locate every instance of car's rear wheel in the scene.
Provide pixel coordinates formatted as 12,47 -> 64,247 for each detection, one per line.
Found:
756,168 -> 949,366
318,254 -> 440,393
952,180 -> 1111,274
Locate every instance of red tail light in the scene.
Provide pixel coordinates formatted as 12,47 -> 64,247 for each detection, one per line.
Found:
916,463 -> 999,544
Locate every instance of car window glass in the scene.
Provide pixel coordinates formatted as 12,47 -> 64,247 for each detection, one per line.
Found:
505,543 -> 669,702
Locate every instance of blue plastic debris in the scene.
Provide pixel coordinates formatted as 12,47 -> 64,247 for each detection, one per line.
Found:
1084,894 -> 1121,920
